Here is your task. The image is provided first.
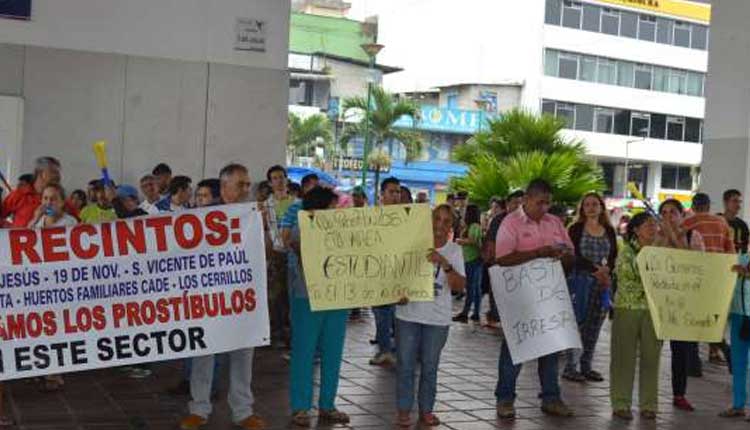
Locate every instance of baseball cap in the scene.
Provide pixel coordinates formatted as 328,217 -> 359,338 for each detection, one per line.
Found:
117,184 -> 140,201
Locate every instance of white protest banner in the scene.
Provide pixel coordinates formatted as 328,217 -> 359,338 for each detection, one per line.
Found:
490,259 -> 581,365
0,203 -> 269,381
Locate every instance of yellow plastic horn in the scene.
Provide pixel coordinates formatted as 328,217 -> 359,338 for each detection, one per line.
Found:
627,182 -> 644,200
93,140 -> 108,169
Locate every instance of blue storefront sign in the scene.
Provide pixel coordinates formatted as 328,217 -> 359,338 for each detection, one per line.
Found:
0,0 -> 31,20
394,105 -> 496,135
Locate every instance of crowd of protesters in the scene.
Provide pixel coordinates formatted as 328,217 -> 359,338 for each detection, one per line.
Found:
1,156 -> 750,429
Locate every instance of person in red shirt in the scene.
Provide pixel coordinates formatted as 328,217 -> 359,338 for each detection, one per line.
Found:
0,157 -> 78,228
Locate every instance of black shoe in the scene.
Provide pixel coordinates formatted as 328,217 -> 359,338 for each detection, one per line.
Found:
469,314 -> 480,322
452,314 -> 468,323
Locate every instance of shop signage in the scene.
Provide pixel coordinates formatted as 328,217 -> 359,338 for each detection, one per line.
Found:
332,156 -> 390,173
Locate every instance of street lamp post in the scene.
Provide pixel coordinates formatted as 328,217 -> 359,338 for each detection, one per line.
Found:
623,128 -> 648,197
359,42 -> 384,192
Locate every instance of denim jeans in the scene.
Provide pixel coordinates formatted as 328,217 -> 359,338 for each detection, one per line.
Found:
495,340 -> 561,404
373,305 -> 395,354
461,260 -> 483,318
395,319 -> 449,413
189,348 -> 255,422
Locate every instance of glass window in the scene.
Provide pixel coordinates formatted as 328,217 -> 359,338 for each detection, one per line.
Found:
559,54 -> 579,79
544,49 -> 559,76
631,112 -> 650,136
685,118 -> 702,143
634,64 -> 653,90
545,0 -> 562,25
661,165 -> 677,189
650,113 -> 666,139
580,56 -> 597,82
582,4 -> 600,32
687,72 -> 704,96
614,110 -> 631,135
677,166 -> 693,190
652,66 -> 669,92
617,61 -> 634,87
597,58 -> 616,84
692,25 -> 708,50
667,116 -> 685,141
542,100 -> 556,116
556,103 -> 575,128
638,15 -> 656,41
601,8 -> 620,35
562,1 -> 582,29
620,11 -> 638,38
669,70 -> 687,95
594,108 -> 614,133
575,104 -> 594,131
656,18 -> 673,44
674,21 -> 691,47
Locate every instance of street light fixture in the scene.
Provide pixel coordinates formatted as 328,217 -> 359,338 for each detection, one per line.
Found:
359,43 -> 385,193
623,128 -> 649,197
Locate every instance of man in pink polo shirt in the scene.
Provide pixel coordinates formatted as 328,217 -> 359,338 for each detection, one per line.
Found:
494,179 -> 575,420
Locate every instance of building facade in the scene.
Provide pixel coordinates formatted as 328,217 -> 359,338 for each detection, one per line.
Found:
376,0 -> 710,201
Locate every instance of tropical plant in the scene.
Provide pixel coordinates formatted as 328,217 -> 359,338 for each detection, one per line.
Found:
340,86 -> 424,193
451,109 -> 604,207
287,113 -> 334,163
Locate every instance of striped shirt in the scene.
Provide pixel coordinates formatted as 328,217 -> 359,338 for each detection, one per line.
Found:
681,212 -> 734,254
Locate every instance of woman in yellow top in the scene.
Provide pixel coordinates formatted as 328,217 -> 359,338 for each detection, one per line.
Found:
453,204 -> 483,323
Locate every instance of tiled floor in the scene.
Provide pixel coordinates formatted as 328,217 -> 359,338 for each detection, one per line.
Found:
1,306 -> 743,429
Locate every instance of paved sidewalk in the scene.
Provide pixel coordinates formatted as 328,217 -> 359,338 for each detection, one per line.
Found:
1,308 -> 742,430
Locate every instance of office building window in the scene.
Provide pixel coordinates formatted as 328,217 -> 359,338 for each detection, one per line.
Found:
652,66 -> 669,92
620,11 -> 638,38
544,49 -> 558,76
575,104 -> 594,131
545,0 -> 562,25
617,61 -> 634,87
661,164 -> 693,190
674,21 -> 691,47
601,8 -> 620,35
638,15 -> 657,41
669,70 -> 687,95
289,79 -> 314,106
692,25 -> 708,50
559,53 -> 579,79
580,56 -> 597,82
656,18 -> 673,44
650,113 -> 666,140
562,1 -> 583,29
557,103 -> 576,128
542,100 -> 556,116
614,110 -> 631,135
582,4 -> 600,32
687,72 -> 704,97
594,108 -> 614,133
597,58 -> 617,84
631,113 -> 650,137
634,64 -> 653,90
685,118 -> 702,143
667,116 -> 685,141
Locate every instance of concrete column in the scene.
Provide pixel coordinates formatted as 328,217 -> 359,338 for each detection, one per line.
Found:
646,162 -> 661,200
701,0 -> 750,217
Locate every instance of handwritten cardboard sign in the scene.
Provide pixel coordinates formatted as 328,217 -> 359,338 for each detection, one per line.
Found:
299,204 -> 434,311
637,246 -> 737,342
490,259 -> 581,364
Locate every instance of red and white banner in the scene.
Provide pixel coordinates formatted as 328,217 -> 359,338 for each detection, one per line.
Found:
0,203 -> 269,381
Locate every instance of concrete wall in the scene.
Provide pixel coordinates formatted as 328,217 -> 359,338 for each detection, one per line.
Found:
329,58 -> 382,101
0,0 -> 290,190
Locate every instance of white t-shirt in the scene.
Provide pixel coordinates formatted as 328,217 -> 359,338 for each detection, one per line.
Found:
34,213 -> 78,228
396,241 -> 466,327
139,200 -> 160,215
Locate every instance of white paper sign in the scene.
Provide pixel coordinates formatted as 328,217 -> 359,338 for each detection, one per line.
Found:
490,259 -> 581,364
235,17 -> 267,52
0,204 -> 269,381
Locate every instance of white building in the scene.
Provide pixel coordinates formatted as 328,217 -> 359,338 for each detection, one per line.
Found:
375,0 -> 711,201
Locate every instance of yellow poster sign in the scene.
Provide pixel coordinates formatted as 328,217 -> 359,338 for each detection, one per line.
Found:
299,204 -> 434,311
595,0 -> 711,24
637,247 -> 737,342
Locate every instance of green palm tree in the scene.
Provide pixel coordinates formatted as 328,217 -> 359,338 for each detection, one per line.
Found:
451,109 -> 604,208
340,86 -> 424,191
287,113 -> 334,164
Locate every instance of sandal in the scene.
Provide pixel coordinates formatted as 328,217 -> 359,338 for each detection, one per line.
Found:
291,410 -> 311,428
396,411 -> 411,428
562,370 -> 586,383
419,412 -> 441,426
612,409 -> 633,421
583,370 -> 604,382
318,409 -> 350,425
641,410 -> 657,420
719,407 -> 745,418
